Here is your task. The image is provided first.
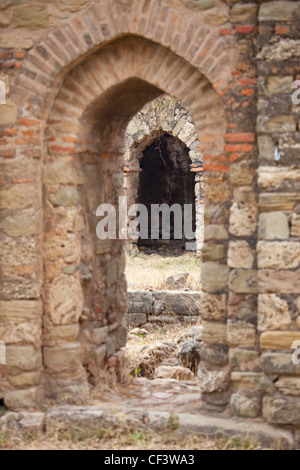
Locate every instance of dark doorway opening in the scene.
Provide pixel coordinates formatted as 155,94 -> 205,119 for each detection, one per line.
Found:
137,133 -> 196,251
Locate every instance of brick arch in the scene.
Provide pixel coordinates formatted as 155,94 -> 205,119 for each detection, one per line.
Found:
45,36 -> 226,158
41,35 -> 228,399
14,0 -> 235,122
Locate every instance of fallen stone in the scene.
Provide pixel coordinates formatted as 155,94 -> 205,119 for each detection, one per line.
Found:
155,365 -> 195,380
166,273 -> 189,290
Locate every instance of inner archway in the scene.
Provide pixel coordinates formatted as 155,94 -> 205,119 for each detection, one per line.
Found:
138,133 -> 195,250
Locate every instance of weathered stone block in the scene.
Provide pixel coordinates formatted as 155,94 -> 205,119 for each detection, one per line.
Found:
267,76 -> 294,95
127,291 -> 152,314
204,225 -> 228,241
0,300 -> 42,321
231,371 -> 263,389
230,3 -> 258,23
45,274 -> 83,325
0,184 -> 38,211
125,313 -> 147,326
259,193 -> 300,212
48,186 -> 79,207
229,269 -> 257,294
258,166 -> 300,191
203,12 -> 227,26
257,241 -> 300,269
201,293 -> 226,321
228,292 -> 256,320
258,135 -> 274,161
202,243 -> 226,261
58,0 -> 88,12
291,213 -> 300,237
258,212 -> 289,240
6,345 -> 42,371
182,0 -> 216,11
4,386 -> 44,409
0,36 -> 33,49
110,325 -> 127,350
259,1 -> 300,22
258,294 -> 291,331
13,6 -> 49,30
263,396 -> 300,426
0,12 -> 11,27
0,238 -> 38,265
229,348 -> 259,368
153,291 -> 201,315
44,343 -> 81,373
233,186 -> 255,204
7,371 -> 41,388
106,336 -> 116,358
0,212 -> 41,237
261,352 -> 300,375
260,331 -> 300,350
227,320 -> 256,348
257,116 -> 296,133
201,344 -> 228,366
230,166 -> 254,186
0,0 -> 27,9
258,270 -> 300,294
95,345 -> 106,368
202,321 -> 227,345
198,364 -> 230,393
228,241 -> 254,269
43,324 -> 80,344
201,262 -> 229,293
230,393 -> 261,418
0,321 -> 42,345
43,162 -> 86,185
91,326 -> 108,345
275,377 -> 300,396
44,232 -> 80,264
0,101 -> 17,125
229,203 -> 257,237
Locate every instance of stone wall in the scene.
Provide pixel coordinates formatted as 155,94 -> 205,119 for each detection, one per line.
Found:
126,290 -> 202,327
124,95 -> 204,251
0,0 -> 299,437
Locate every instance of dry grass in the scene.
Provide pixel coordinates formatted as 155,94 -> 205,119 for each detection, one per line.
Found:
0,427 -> 260,450
125,251 -> 201,290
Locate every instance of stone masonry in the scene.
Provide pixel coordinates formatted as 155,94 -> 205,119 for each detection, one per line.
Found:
126,290 -> 202,326
0,0 -> 299,438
